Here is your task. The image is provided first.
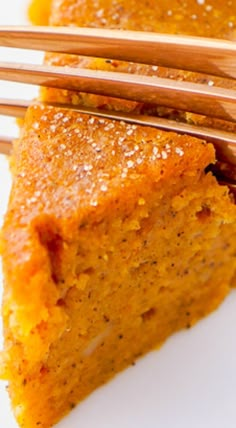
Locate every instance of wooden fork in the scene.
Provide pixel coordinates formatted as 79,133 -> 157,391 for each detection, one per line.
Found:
0,26 -> 235,188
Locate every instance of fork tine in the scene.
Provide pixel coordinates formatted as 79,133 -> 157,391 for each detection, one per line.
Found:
1,98 -> 236,166
0,136 -> 12,155
0,62 -> 236,122
0,26 -> 236,79
0,98 -> 29,118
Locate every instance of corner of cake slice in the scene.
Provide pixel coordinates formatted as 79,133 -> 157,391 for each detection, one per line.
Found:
1,103 -> 236,427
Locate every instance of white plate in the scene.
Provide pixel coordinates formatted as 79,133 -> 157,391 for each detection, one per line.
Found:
1,2 -> 236,427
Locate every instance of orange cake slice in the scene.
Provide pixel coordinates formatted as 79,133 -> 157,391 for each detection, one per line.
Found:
1,1 -> 236,428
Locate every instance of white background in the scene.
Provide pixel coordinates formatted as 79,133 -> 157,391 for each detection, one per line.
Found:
0,1 -> 236,427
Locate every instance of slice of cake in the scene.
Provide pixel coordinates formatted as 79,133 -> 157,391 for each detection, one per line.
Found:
1,1 -> 236,428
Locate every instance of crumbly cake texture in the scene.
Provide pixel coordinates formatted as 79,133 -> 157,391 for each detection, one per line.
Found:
1,1 -> 236,427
